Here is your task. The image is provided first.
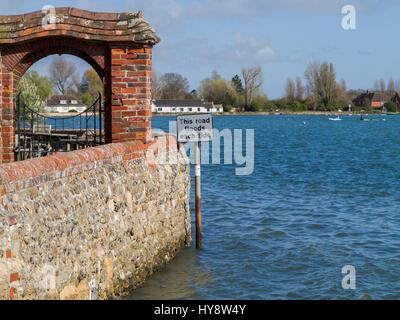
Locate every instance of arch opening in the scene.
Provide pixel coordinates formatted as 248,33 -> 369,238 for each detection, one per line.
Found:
14,53 -> 106,160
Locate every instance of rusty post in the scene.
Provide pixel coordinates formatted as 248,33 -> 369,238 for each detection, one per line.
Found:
195,141 -> 202,249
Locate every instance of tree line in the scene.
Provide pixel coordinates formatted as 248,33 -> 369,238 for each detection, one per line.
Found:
152,67 -> 266,112
282,62 -> 349,112
21,56 -> 393,114
373,78 -> 400,96
153,61 -> 355,112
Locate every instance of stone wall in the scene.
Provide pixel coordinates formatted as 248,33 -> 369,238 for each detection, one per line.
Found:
0,135 -> 191,300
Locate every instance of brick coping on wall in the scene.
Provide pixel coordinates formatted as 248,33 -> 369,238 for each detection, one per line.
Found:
0,135 -> 179,195
0,7 -> 160,45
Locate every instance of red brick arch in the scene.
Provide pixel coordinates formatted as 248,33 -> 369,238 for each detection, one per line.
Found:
0,7 -> 159,163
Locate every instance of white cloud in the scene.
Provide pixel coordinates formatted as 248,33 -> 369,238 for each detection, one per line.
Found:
225,32 -> 276,64
153,31 -> 276,71
257,46 -> 275,58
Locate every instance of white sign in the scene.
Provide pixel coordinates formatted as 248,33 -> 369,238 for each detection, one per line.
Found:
177,113 -> 214,143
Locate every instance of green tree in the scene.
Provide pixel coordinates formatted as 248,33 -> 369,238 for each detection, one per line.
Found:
205,70 -> 222,82
273,98 -> 289,111
384,101 -> 397,112
79,92 -> 94,107
184,89 -> 199,100
78,69 -> 103,106
249,94 -> 269,111
24,70 -> 54,101
199,72 -> 238,110
232,74 -> 244,96
17,76 -> 46,116
290,101 -> 308,111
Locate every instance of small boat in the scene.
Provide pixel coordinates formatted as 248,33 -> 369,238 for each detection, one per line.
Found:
329,116 -> 342,121
361,118 -> 385,122
362,119 -> 378,122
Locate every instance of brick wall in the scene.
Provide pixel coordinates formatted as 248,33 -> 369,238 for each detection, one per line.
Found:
0,59 -> 13,163
110,46 -> 152,144
0,7 -> 160,163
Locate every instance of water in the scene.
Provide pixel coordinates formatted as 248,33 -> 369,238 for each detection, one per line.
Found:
125,115 -> 400,300
43,115 -> 103,130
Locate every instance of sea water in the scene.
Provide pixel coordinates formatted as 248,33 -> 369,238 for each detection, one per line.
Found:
125,115 -> 400,300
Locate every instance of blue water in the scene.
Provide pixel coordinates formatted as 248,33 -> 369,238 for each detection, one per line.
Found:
43,116 -> 103,130
126,115 -> 400,300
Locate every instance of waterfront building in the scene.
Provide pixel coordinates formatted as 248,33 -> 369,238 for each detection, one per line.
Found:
353,90 -> 389,110
46,95 -> 87,113
152,99 -> 224,114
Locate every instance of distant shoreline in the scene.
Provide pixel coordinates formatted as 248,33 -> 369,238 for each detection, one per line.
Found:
153,111 -> 385,117
44,111 -> 387,118
42,112 -> 98,117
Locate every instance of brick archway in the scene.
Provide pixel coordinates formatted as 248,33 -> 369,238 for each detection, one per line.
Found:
0,7 -> 159,163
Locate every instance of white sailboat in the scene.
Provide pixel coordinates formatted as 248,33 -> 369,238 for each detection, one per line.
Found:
329,116 -> 342,121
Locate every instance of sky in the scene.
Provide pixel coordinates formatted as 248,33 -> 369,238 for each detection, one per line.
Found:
2,0 -> 400,98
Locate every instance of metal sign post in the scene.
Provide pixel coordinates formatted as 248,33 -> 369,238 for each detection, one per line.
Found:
194,141 -> 202,249
177,113 -> 213,250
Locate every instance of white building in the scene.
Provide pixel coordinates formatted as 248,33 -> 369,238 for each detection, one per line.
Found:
204,102 -> 224,113
152,100 -> 224,114
46,95 -> 87,113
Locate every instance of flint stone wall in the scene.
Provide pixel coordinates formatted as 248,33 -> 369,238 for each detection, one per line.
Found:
0,135 -> 191,300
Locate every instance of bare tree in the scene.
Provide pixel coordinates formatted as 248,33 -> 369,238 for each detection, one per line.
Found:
50,56 -> 77,94
296,77 -> 304,101
373,79 -> 380,91
395,80 -> 400,91
304,62 -> 320,109
387,77 -> 395,97
152,70 -> 162,100
285,78 -> 296,104
159,73 -> 190,99
379,78 -> 386,93
67,74 -> 81,96
242,66 -> 264,108
336,79 -> 349,108
304,61 -> 338,109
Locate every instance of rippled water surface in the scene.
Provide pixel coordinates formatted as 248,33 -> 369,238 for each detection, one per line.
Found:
125,115 -> 400,300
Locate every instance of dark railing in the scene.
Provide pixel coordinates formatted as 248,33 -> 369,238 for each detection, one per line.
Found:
14,93 -> 104,161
